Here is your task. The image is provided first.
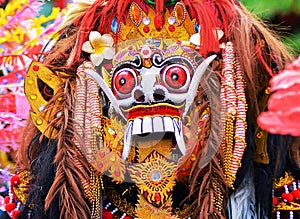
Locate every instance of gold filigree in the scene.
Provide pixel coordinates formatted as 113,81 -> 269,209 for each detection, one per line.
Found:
128,152 -> 177,204
117,3 -> 195,43
136,138 -> 174,162
135,194 -> 179,219
274,201 -> 300,211
109,189 -> 136,217
12,170 -> 31,205
90,170 -> 102,219
173,204 -> 194,218
274,172 -> 295,188
92,126 -> 125,182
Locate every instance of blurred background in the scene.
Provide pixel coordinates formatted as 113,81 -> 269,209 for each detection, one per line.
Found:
242,0 -> 300,55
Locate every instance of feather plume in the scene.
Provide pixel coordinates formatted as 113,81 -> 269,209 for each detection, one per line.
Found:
227,171 -> 257,219
44,78 -> 91,219
63,0 -> 97,26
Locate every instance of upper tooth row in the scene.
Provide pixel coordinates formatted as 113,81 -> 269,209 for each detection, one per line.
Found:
130,116 -> 180,135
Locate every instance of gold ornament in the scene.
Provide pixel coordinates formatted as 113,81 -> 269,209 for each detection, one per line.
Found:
25,61 -> 66,138
117,2 -> 195,42
135,194 -> 179,219
128,152 -> 177,205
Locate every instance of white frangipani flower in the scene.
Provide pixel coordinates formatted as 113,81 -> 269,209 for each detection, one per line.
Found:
82,31 -> 115,66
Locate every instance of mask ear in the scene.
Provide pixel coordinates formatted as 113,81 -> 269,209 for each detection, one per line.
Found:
24,61 -> 66,138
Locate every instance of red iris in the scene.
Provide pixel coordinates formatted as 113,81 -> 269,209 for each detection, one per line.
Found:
165,66 -> 187,89
113,70 -> 136,94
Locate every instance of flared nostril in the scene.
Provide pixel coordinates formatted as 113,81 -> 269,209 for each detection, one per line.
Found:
134,90 -> 145,102
153,89 -> 165,101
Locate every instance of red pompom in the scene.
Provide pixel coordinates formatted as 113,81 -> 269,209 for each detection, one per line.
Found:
291,190 -> 300,199
4,196 -> 11,204
102,209 -> 113,219
5,203 -> 16,212
10,175 -> 21,186
11,209 -> 21,219
273,197 -> 278,205
123,216 -> 132,219
282,193 -> 294,202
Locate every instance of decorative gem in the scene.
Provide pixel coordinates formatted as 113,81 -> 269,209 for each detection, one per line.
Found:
36,119 -> 43,125
128,154 -> 177,204
111,17 -> 119,34
82,31 -> 115,66
169,25 -> 175,32
194,21 -> 200,33
140,46 -> 152,59
142,17 -> 151,25
173,2 -> 186,26
33,65 -> 39,71
143,26 -> 150,33
119,6 -> 195,42
30,94 -> 37,100
129,2 -> 143,26
168,16 -> 176,25
38,105 -> 45,112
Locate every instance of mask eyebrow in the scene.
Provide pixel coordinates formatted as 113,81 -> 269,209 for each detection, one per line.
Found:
161,56 -> 195,73
112,55 -> 143,73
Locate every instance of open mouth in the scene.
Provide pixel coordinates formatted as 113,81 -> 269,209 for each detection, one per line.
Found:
122,115 -> 185,160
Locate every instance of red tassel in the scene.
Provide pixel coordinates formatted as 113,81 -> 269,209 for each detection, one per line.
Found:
291,190 -> 300,199
10,175 -> 21,186
282,193 -> 294,202
11,210 -> 21,219
183,0 -> 235,55
255,43 -> 274,76
102,209 -> 113,219
5,203 -> 16,212
154,0 -> 164,31
4,196 -> 11,204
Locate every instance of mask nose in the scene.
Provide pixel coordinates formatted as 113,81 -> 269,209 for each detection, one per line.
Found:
133,87 -> 166,103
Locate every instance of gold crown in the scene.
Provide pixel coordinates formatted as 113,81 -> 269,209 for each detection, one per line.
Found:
113,2 -> 197,42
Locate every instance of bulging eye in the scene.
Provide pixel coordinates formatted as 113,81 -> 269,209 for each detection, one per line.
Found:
162,65 -> 190,92
165,66 -> 187,89
112,68 -> 137,96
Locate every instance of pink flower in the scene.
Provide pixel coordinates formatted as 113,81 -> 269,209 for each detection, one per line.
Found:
258,56 -> 300,136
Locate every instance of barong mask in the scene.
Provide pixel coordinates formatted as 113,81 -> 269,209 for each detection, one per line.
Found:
22,1 -> 254,218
